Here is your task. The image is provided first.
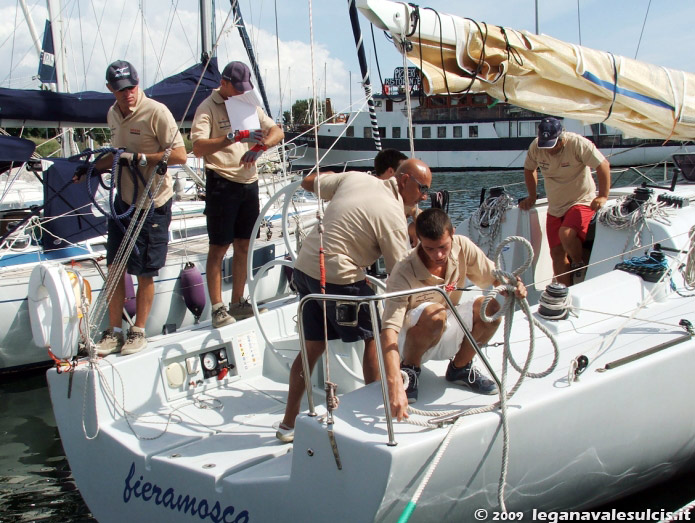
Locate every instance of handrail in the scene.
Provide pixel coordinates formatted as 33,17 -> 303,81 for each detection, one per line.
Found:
296,285 -> 501,446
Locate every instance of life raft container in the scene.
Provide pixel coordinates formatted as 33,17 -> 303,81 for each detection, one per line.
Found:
27,264 -> 84,360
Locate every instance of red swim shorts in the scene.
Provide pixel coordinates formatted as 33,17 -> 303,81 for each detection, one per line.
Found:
546,205 -> 595,249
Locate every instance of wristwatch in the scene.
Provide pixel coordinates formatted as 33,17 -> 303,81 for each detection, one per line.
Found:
226,132 -> 235,142
137,154 -> 148,168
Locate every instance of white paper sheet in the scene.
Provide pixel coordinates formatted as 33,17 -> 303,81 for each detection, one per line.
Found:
225,96 -> 260,132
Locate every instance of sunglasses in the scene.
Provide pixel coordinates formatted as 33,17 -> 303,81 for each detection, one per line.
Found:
411,178 -> 429,195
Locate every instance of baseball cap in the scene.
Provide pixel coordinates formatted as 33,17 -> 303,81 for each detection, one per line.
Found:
106,60 -> 139,91
221,61 -> 254,93
537,117 -> 563,148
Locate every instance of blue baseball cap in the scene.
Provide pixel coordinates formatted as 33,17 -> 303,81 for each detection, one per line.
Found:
538,117 -> 563,148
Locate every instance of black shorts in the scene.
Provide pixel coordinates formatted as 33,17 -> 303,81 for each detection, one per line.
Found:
205,169 -> 259,245
106,197 -> 172,277
292,269 -> 379,342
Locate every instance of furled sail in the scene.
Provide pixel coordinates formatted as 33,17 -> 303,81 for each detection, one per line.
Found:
357,0 -> 695,141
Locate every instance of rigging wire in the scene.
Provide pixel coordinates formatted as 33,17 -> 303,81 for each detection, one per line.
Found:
152,2 -> 179,85
173,5 -> 197,63
369,24 -> 405,103
9,0 -> 18,88
77,0 -> 87,91
576,0 -> 582,46
634,0 -> 652,60
88,0 -> 109,70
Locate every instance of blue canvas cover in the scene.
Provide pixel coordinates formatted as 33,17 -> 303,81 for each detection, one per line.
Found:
0,135 -> 36,174
0,59 -> 221,127
41,158 -> 107,250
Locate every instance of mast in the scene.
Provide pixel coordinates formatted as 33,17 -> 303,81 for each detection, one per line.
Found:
46,0 -> 68,94
46,0 -> 75,157
289,67 -> 293,127
140,0 -> 145,87
274,0 -> 283,122
200,0 -> 216,62
347,0 -> 382,151
19,0 -> 42,59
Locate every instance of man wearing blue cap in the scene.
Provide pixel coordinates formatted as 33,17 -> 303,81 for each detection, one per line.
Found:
520,117 -> 610,286
82,60 -> 187,356
191,61 -> 284,326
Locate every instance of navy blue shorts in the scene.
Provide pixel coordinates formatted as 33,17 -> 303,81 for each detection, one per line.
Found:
205,170 -> 259,245
106,197 -> 172,277
292,269 -> 379,342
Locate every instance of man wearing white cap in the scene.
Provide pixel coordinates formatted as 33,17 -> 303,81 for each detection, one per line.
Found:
520,117 -> 611,286
191,61 -> 284,326
81,60 -> 187,356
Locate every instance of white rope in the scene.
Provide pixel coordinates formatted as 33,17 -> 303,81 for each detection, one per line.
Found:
88,157 -> 169,335
596,195 -> 671,257
401,236 -> 560,512
468,193 -> 516,260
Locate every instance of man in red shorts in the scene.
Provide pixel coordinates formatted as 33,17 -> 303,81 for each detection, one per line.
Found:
519,117 -> 610,286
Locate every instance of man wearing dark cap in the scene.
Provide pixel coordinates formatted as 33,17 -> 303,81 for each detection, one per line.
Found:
191,61 -> 284,326
86,60 -> 187,356
520,117 -> 610,286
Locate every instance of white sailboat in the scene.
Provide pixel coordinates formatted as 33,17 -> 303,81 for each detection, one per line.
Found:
0,1 -> 315,373
44,0 -> 695,521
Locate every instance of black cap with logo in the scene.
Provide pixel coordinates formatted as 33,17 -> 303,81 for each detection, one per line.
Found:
106,60 -> 139,91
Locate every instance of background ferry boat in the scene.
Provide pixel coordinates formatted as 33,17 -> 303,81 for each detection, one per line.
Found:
286,68 -> 691,171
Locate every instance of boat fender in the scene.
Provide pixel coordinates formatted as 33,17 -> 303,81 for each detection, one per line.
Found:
180,262 -> 206,321
124,273 -> 136,318
27,264 -> 80,359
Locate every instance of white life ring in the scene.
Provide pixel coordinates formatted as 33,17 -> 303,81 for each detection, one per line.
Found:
27,264 -> 80,360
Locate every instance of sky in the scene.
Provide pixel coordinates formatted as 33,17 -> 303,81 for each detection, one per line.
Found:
2,0 -> 695,123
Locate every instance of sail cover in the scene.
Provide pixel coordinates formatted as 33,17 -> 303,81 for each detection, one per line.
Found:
357,0 -> 695,141
0,59 -> 221,128
41,158 -> 107,249
0,135 -> 36,174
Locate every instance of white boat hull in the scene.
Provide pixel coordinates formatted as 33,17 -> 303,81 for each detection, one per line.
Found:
1,179 -> 315,372
47,182 -> 695,521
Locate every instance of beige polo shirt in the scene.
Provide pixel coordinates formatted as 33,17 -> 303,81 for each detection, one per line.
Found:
524,131 -> 606,217
381,235 -> 496,333
107,89 -> 184,208
190,89 -> 276,183
294,172 -> 410,285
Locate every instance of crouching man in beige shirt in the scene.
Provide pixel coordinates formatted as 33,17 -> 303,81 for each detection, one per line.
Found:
381,208 -> 527,421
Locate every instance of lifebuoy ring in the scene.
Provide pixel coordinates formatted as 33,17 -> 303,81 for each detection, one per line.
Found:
27,264 -> 80,360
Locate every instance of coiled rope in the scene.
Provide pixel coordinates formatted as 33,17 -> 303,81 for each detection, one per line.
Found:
596,194 -> 670,257
468,192 -> 516,259
398,236 -> 560,520
87,150 -> 169,337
